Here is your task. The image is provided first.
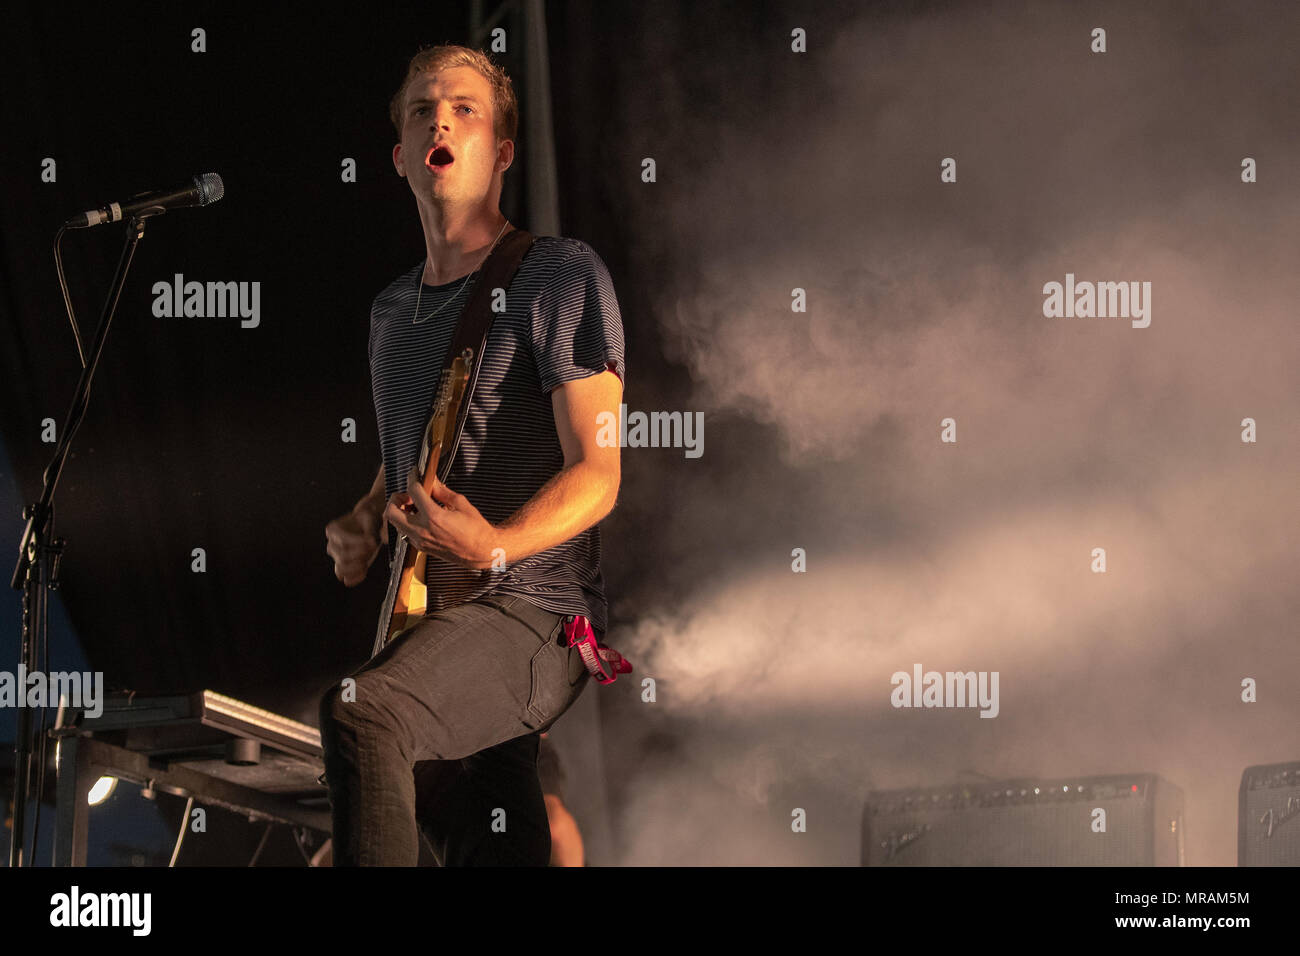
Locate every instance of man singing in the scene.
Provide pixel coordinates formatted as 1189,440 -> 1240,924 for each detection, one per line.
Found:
320,44 -> 625,866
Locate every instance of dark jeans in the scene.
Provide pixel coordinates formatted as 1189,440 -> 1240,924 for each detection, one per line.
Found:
318,593 -> 590,866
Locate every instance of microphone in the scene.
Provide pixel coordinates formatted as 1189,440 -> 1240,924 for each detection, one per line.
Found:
65,172 -> 225,228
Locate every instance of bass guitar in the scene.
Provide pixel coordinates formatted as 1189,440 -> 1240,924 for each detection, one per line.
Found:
371,347 -> 474,656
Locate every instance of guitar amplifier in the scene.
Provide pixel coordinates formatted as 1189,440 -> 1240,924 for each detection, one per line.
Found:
1238,761 -> 1300,866
861,773 -> 1184,866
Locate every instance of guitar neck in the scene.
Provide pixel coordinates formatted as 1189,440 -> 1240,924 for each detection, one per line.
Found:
373,348 -> 475,657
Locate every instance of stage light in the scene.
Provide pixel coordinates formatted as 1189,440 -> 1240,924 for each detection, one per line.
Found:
87,776 -> 117,806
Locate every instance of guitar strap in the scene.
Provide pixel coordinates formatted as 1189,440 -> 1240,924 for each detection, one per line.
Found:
385,226 -> 535,564
435,226 -> 537,486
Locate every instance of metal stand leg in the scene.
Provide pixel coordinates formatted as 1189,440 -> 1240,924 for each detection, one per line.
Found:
53,735 -> 92,867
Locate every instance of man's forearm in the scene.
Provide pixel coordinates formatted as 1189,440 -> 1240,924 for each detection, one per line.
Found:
490,460 -> 618,565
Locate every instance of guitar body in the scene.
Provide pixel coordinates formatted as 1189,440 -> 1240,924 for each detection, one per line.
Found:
371,349 -> 474,657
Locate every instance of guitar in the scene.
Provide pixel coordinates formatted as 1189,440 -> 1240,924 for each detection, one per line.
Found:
371,347 -> 475,657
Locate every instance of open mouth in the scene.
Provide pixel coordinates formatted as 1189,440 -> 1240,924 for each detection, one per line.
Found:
426,145 -> 454,169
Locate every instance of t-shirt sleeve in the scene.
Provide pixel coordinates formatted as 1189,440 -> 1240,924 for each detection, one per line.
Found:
530,241 -> 626,395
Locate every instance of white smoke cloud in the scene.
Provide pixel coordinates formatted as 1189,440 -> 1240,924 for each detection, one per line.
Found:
600,0 -> 1300,865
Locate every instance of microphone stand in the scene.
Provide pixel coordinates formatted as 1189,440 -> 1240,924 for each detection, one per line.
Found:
8,214 -> 150,867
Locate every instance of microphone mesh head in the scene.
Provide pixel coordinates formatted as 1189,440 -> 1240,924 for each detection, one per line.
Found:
197,172 -> 225,205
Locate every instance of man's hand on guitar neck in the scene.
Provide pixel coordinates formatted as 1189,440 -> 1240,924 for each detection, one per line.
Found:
325,464 -> 388,586
384,467 -> 497,570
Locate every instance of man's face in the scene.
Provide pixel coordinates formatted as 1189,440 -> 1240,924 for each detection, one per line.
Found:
393,66 -> 511,206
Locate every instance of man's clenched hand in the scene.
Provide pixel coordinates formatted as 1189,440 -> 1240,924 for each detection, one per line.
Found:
325,506 -> 385,586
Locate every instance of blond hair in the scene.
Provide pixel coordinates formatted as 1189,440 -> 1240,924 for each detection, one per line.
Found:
388,44 -> 518,145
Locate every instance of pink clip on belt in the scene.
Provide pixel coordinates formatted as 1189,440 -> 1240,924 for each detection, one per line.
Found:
563,615 -> 633,685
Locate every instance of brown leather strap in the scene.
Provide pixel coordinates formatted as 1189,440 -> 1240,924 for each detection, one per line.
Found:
435,226 -> 536,480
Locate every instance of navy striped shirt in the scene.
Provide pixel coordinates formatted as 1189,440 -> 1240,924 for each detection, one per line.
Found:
368,235 -> 625,636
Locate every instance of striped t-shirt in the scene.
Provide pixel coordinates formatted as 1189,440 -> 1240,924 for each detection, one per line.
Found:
368,234 -> 625,636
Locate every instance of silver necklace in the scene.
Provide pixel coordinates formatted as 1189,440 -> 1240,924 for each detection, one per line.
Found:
411,219 -> 511,325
